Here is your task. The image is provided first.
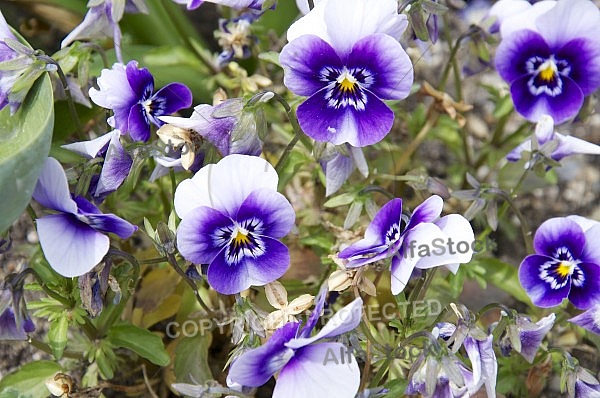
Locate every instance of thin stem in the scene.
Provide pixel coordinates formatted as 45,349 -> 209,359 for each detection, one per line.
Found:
392,111 -> 439,176
165,252 -> 216,317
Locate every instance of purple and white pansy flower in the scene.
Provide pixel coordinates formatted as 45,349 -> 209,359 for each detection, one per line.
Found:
89,60 -> 192,142
494,0 -> 600,123
506,114 -> 600,165
338,195 -> 474,295
228,297 -> 363,398
280,0 -> 413,147
33,157 -> 137,277
519,216 -> 600,309
174,154 -> 295,294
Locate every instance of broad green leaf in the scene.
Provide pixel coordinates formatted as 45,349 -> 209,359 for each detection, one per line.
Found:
0,360 -> 62,398
107,323 -> 170,366
0,73 -> 53,234
173,332 -> 213,384
473,257 -> 533,305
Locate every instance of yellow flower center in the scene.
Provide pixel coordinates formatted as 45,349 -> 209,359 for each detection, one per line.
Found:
538,60 -> 557,82
556,261 -> 574,278
337,71 -> 357,93
232,227 -> 250,248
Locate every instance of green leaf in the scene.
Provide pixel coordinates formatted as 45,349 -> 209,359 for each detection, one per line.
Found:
48,312 -> 69,359
0,73 -> 53,234
107,324 -> 170,366
323,192 -> 356,208
473,257 -> 533,305
173,333 -> 213,384
0,360 -> 62,398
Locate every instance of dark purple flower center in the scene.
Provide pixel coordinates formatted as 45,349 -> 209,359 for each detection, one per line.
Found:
319,66 -> 374,111
214,217 -> 265,265
539,247 -> 584,290
525,55 -> 571,97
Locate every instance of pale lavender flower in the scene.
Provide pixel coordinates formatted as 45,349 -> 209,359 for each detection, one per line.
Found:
500,313 -> 556,363
569,304 -> 600,335
61,0 -> 148,64
228,297 -> 363,398
32,157 -> 136,277
0,277 -> 34,341
494,0 -> 600,123
318,143 -> 368,196
172,0 -> 265,11
89,61 -> 192,142
174,155 -> 295,294
338,196 -> 474,295
280,0 -> 413,147
507,115 -> 600,165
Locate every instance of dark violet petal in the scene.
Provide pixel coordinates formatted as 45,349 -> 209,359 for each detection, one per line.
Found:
405,195 -> 443,232
95,133 -> 133,197
32,157 -> 78,214
518,254 -> 570,308
273,343 -> 360,398
510,74 -> 584,124
533,217 -> 585,259
73,196 -> 102,214
569,304 -> 600,335
37,214 -> 109,277
127,102 -> 151,142
300,283 -> 328,338
557,38 -> 600,96
83,213 -> 137,239
176,206 -> 233,265
280,35 -> 343,97
235,189 -> 295,239
0,308 -> 28,340
228,322 -> 300,387
495,29 -> 550,84
347,33 -> 413,100
125,60 -> 154,98
297,88 -> 394,147
151,83 -> 193,117
207,236 -> 289,295
568,262 -> 600,310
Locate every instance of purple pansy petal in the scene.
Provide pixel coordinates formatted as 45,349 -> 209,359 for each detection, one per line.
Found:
95,133 -> 133,197
535,0 -> 600,49
405,195 -> 443,232
235,189 -> 295,239
280,35 -> 343,97
495,29 -> 550,84
207,237 -> 289,295
125,60 -> 154,98
322,151 -> 354,196
464,335 -> 497,398
83,213 -> 137,239
533,217 -> 585,259
61,130 -> 115,159
297,86 -> 394,147
37,214 -> 109,277
89,63 -> 135,112
553,133 -> 600,162
286,297 -> 362,349
347,33 -> 413,100
175,155 -> 279,219
177,206 -> 233,265
0,308 -> 28,340
61,3 -> 117,48
228,322 -> 300,387
580,224 -> 600,265
556,38 -> 600,95
273,342 -> 360,398
575,379 -> 600,396
32,157 -> 78,214
519,313 -> 556,363
151,82 -> 193,118
300,283 -> 328,338
127,102 -> 151,142
518,254 -> 571,307
510,73 -> 584,124
569,304 -> 600,335
568,262 -> 600,310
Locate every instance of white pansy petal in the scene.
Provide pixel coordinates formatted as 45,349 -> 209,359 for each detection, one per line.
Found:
499,0 -> 555,38
62,130 -> 116,158
32,157 -> 78,214
536,0 -> 600,47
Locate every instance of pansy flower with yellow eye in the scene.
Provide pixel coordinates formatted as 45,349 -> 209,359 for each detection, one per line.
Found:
519,216 -> 600,309
279,0 -> 413,147
493,0 -> 600,123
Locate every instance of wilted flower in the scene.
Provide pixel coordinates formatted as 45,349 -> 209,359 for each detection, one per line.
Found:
228,297 -> 363,398
174,155 -> 295,294
493,0 -> 600,123
0,274 -> 35,341
61,0 -> 148,64
264,281 -> 313,331
32,157 -> 137,277
499,312 -> 556,363
280,0 -> 413,147
507,115 -> 600,167
215,12 -> 259,66
338,195 -> 474,295
519,215 -> 600,309
89,60 -> 192,142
